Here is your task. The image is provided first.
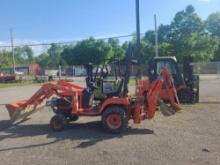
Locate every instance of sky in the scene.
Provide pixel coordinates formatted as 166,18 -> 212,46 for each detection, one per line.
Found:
0,0 -> 219,54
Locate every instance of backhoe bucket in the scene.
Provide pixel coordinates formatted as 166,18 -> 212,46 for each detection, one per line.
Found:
5,100 -> 45,123
158,100 -> 176,116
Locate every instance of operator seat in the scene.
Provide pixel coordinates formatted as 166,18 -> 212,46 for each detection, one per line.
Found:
105,79 -> 124,97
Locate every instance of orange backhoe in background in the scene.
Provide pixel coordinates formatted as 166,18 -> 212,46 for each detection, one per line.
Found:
5,44 -> 181,133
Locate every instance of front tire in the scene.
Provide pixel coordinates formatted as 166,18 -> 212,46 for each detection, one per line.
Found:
69,114 -> 79,122
102,106 -> 128,134
50,114 -> 67,131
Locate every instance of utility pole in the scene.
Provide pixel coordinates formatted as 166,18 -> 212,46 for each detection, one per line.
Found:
135,0 -> 141,79
10,28 -> 16,74
154,14 -> 159,57
135,0 -> 140,48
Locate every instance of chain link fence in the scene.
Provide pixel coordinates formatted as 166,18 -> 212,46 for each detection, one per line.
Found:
39,61 -> 220,80
192,61 -> 220,79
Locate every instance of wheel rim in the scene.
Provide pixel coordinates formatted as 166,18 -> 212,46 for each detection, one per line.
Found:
52,118 -> 61,129
106,113 -> 122,129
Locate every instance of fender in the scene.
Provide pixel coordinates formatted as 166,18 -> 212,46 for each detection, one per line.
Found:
100,97 -> 130,113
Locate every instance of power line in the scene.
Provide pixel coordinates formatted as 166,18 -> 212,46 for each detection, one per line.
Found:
0,33 -> 144,48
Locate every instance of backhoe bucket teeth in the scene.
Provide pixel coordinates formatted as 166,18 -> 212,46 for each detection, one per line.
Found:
5,100 -> 45,123
159,101 -> 175,116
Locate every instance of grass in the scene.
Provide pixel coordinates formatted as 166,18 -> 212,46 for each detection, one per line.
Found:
0,77 -> 137,89
0,80 -> 38,88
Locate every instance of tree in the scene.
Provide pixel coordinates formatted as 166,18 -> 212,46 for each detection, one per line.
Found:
0,50 -> 12,68
34,53 -> 50,68
169,31 -> 218,62
158,42 -> 172,57
61,38 -> 113,65
23,46 -> 34,63
108,38 -> 125,60
212,38 -> 220,61
213,45 -> 220,61
206,12 -> 220,60
142,27 -> 172,58
47,43 -> 62,68
169,5 -> 204,40
158,25 -> 171,43
122,41 -> 129,51
206,12 -> 220,37
187,32 -> 218,61
138,42 -> 154,64
142,30 -> 155,44
160,5 -> 217,61
14,46 -> 34,64
0,47 -> 34,68
140,5 -> 219,62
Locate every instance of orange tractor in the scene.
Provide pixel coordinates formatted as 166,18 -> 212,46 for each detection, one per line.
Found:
5,45 -> 181,133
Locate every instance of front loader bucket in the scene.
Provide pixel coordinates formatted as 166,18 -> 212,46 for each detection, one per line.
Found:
6,100 -> 45,123
4,81 -> 80,123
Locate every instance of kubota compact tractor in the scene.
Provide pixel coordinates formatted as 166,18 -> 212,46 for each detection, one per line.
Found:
5,45 -> 181,133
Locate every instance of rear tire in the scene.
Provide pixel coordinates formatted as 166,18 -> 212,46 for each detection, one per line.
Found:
69,114 -> 79,122
102,106 -> 128,134
178,89 -> 193,104
50,114 -> 67,131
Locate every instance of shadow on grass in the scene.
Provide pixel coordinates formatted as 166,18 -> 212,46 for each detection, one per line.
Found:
0,120 -> 154,151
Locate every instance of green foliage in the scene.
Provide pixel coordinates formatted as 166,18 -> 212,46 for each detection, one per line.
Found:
140,5 -> 219,63
14,46 -> 34,64
108,38 -> 125,60
34,43 -> 63,68
158,42 -> 172,57
206,12 -> 220,61
0,46 -> 34,69
187,33 -> 218,61
34,53 -> 50,68
47,43 -> 62,67
206,12 -> 220,37
170,5 -> 204,39
158,25 -> 171,43
137,42 -> 154,64
61,38 -> 113,65
169,5 -> 218,61
0,50 -> 12,68
213,38 -> 220,61
143,30 -> 155,44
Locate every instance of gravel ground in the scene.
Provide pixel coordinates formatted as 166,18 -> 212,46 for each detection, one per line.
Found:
0,78 -> 220,165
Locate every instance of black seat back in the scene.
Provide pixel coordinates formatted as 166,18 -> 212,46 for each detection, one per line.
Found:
106,79 -> 124,97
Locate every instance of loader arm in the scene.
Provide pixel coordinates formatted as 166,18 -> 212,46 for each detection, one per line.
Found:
6,81 -> 84,122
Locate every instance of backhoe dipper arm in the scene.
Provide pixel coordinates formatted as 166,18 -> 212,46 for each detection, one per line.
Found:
134,67 -> 181,123
147,67 -> 181,118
